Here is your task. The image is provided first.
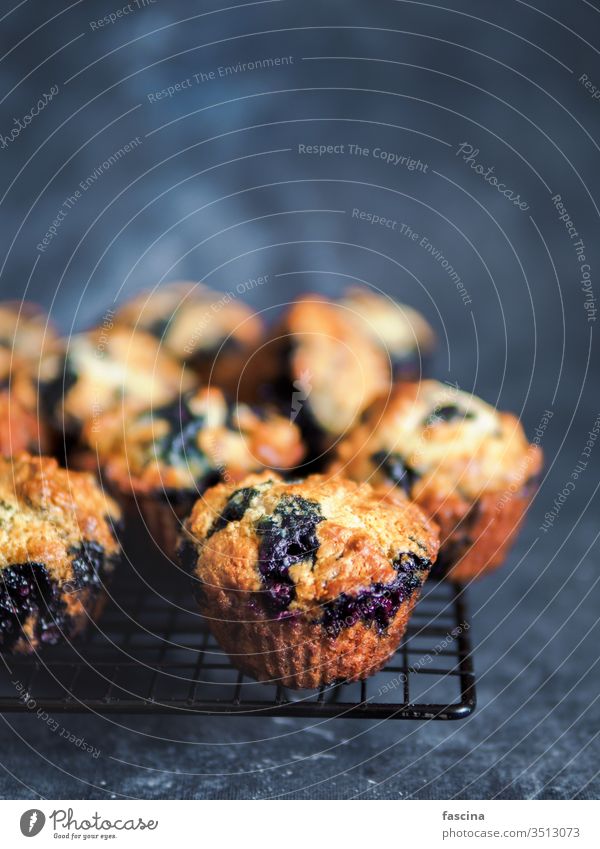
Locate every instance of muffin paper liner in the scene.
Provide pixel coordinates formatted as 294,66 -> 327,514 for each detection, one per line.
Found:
202,592 -> 422,689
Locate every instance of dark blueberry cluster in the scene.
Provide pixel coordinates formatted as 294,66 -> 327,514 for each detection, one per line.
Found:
256,495 -> 324,615
0,562 -> 67,651
371,450 -> 419,495
423,404 -> 475,427
207,486 -> 260,538
321,552 -> 429,638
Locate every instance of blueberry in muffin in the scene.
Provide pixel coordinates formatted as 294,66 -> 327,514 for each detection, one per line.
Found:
329,380 -> 543,582
241,295 -> 390,459
340,286 -> 435,379
40,324 -> 193,440
86,387 -> 305,557
180,472 -> 438,688
0,453 -> 122,653
113,281 -> 264,394
0,349 -> 50,455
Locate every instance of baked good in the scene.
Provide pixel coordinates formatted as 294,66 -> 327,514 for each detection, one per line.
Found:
0,349 -> 50,455
329,380 -> 543,582
86,388 -> 305,556
113,281 -> 264,393
241,295 -> 390,458
340,286 -> 435,379
40,324 -> 193,439
0,453 -> 122,653
180,472 -> 438,688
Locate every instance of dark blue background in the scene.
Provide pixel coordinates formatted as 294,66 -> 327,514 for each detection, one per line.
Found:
0,0 -> 598,799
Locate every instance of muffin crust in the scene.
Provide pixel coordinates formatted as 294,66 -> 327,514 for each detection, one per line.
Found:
181,472 -> 438,687
0,453 -> 122,653
114,281 -> 264,392
330,380 -> 543,581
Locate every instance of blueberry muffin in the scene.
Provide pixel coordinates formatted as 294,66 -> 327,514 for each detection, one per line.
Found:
241,295 -> 390,459
180,472 -> 438,688
0,301 -> 60,373
86,388 -> 305,556
0,349 -> 50,455
0,453 -> 122,653
340,287 -> 435,379
329,380 -> 543,582
114,281 -> 264,393
40,324 -> 193,440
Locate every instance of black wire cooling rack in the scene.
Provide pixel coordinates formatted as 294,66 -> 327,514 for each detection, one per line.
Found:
0,561 -> 476,720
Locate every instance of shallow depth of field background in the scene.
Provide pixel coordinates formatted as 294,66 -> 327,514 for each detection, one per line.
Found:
0,0 -> 598,799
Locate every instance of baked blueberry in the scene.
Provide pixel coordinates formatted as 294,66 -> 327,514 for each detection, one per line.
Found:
113,281 -> 264,394
0,453 -> 122,654
180,472 -> 438,688
329,380 -> 543,582
87,387 -> 305,557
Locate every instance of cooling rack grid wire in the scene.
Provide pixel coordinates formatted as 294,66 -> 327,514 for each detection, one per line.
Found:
0,569 -> 476,720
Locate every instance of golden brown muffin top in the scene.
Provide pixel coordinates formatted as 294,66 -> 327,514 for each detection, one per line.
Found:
183,472 -> 438,613
330,380 -> 543,501
0,453 -> 121,584
341,286 -> 435,362
41,324 -> 194,431
113,281 -> 264,366
86,387 -> 305,496
275,295 -> 390,440
0,301 -> 60,372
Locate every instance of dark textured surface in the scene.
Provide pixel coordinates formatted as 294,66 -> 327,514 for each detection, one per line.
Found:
0,0 -> 599,799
